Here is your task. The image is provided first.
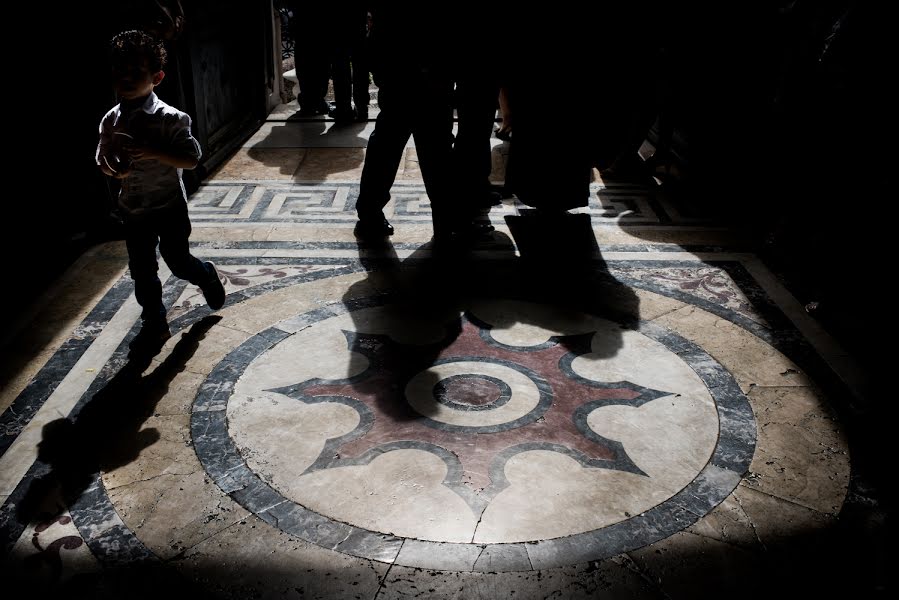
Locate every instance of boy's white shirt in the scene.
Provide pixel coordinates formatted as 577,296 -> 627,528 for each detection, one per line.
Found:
96,92 -> 202,218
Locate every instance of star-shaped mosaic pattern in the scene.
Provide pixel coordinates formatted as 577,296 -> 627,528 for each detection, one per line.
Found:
269,315 -> 674,513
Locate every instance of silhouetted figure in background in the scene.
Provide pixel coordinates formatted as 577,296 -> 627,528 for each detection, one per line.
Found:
452,3 -> 503,210
355,3 -> 490,242
495,85 -> 512,142
289,2 -> 330,116
328,3 -> 372,123
503,6 -> 599,214
592,2 -> 667,180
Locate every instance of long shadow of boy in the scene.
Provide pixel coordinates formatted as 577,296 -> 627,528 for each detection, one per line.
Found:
16,315 -> 222,530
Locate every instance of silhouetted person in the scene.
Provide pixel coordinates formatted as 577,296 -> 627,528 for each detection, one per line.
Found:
96,30 -> 226,354
289,2 -> 330,116
503,6 -> 600,213
452,3 -> 503,210
355,3 -> 491,242
328,3 -> 372,123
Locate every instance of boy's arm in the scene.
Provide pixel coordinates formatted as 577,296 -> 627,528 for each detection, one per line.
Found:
96,113 -> 119,177
127,145 -> 199,169
125,112 -> 202,170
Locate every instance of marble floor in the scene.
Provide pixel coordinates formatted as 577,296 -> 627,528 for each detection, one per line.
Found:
0,107 -> 886,599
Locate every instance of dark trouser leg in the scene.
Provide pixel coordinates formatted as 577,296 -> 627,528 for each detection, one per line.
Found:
125,222 -> 166,323
157,202 -> 211,286
412,83 -> 457,232
351,41 -> 370,112
294,30 -> 329,113
356,86 -> 412,221
331,45 -> 353,113
454,73 -> 500,199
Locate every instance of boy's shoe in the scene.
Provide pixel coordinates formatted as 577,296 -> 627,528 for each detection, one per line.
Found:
128,319 -> 171,354
200,261 -> 226,310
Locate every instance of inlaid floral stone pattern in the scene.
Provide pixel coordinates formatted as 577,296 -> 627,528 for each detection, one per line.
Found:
192,290 -> 756,570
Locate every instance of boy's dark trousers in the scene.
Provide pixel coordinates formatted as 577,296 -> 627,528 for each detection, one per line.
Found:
124,201 -> 213,322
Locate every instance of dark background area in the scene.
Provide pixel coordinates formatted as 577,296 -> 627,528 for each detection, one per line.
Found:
3,2 -> 890,593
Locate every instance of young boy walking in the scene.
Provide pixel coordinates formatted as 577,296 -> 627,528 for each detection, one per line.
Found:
96,30 -> 225,353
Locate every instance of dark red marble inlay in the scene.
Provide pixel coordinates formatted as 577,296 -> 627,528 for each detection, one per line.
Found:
292,319 -> 647,491
442,377 -> 501,406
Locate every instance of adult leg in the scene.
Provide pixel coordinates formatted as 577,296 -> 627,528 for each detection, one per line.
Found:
411,79 -> 459,235
454,70 -> 501,211
351,33 -> 370,120
356,84 -> 413,228
330,43 -> 355,121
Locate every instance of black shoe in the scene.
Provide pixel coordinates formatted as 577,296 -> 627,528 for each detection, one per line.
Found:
354,217 -> 394,240
433,221 -> 495,244
475,190 -> 503,208
199,261 -> 226,310
355,107 -> 369,122
128,319 -> 171,354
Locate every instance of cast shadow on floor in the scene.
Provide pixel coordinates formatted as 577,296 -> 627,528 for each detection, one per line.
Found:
13,315 -> 223,539
338,212 -> 641,421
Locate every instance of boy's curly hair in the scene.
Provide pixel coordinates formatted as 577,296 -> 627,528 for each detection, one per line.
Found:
110,30 -> 167,73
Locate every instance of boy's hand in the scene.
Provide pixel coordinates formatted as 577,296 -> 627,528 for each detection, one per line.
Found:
100,154 -> 133,178
123,142 -> 157,162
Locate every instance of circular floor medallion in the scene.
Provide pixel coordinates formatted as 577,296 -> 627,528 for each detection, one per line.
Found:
191,297 -> 756,570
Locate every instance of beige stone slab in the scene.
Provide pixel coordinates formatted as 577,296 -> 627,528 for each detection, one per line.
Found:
208,148 -> 306,180
734,484 -> 837,545
743,386 -> 850,514
220,269 -> 377,337
102,414 -> 197,492
296,450 -> 479,543
396,147 -> 423,180
1,242 -> 129,412
174,517 -> 387,599
148,368 -> 209,416
652,304 -> 812,390
379,556 -> 665,599
244,121 -> 376,149
292,148 -> 366,181
162,325 -> 251,385
187,224 -> 275,242
627,531 -> 765,599
632,288 -> 687,321
266,99 -> 299,120
685,493 -> 760,549
107,470 -> 249,560
476,451 -> 672,543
